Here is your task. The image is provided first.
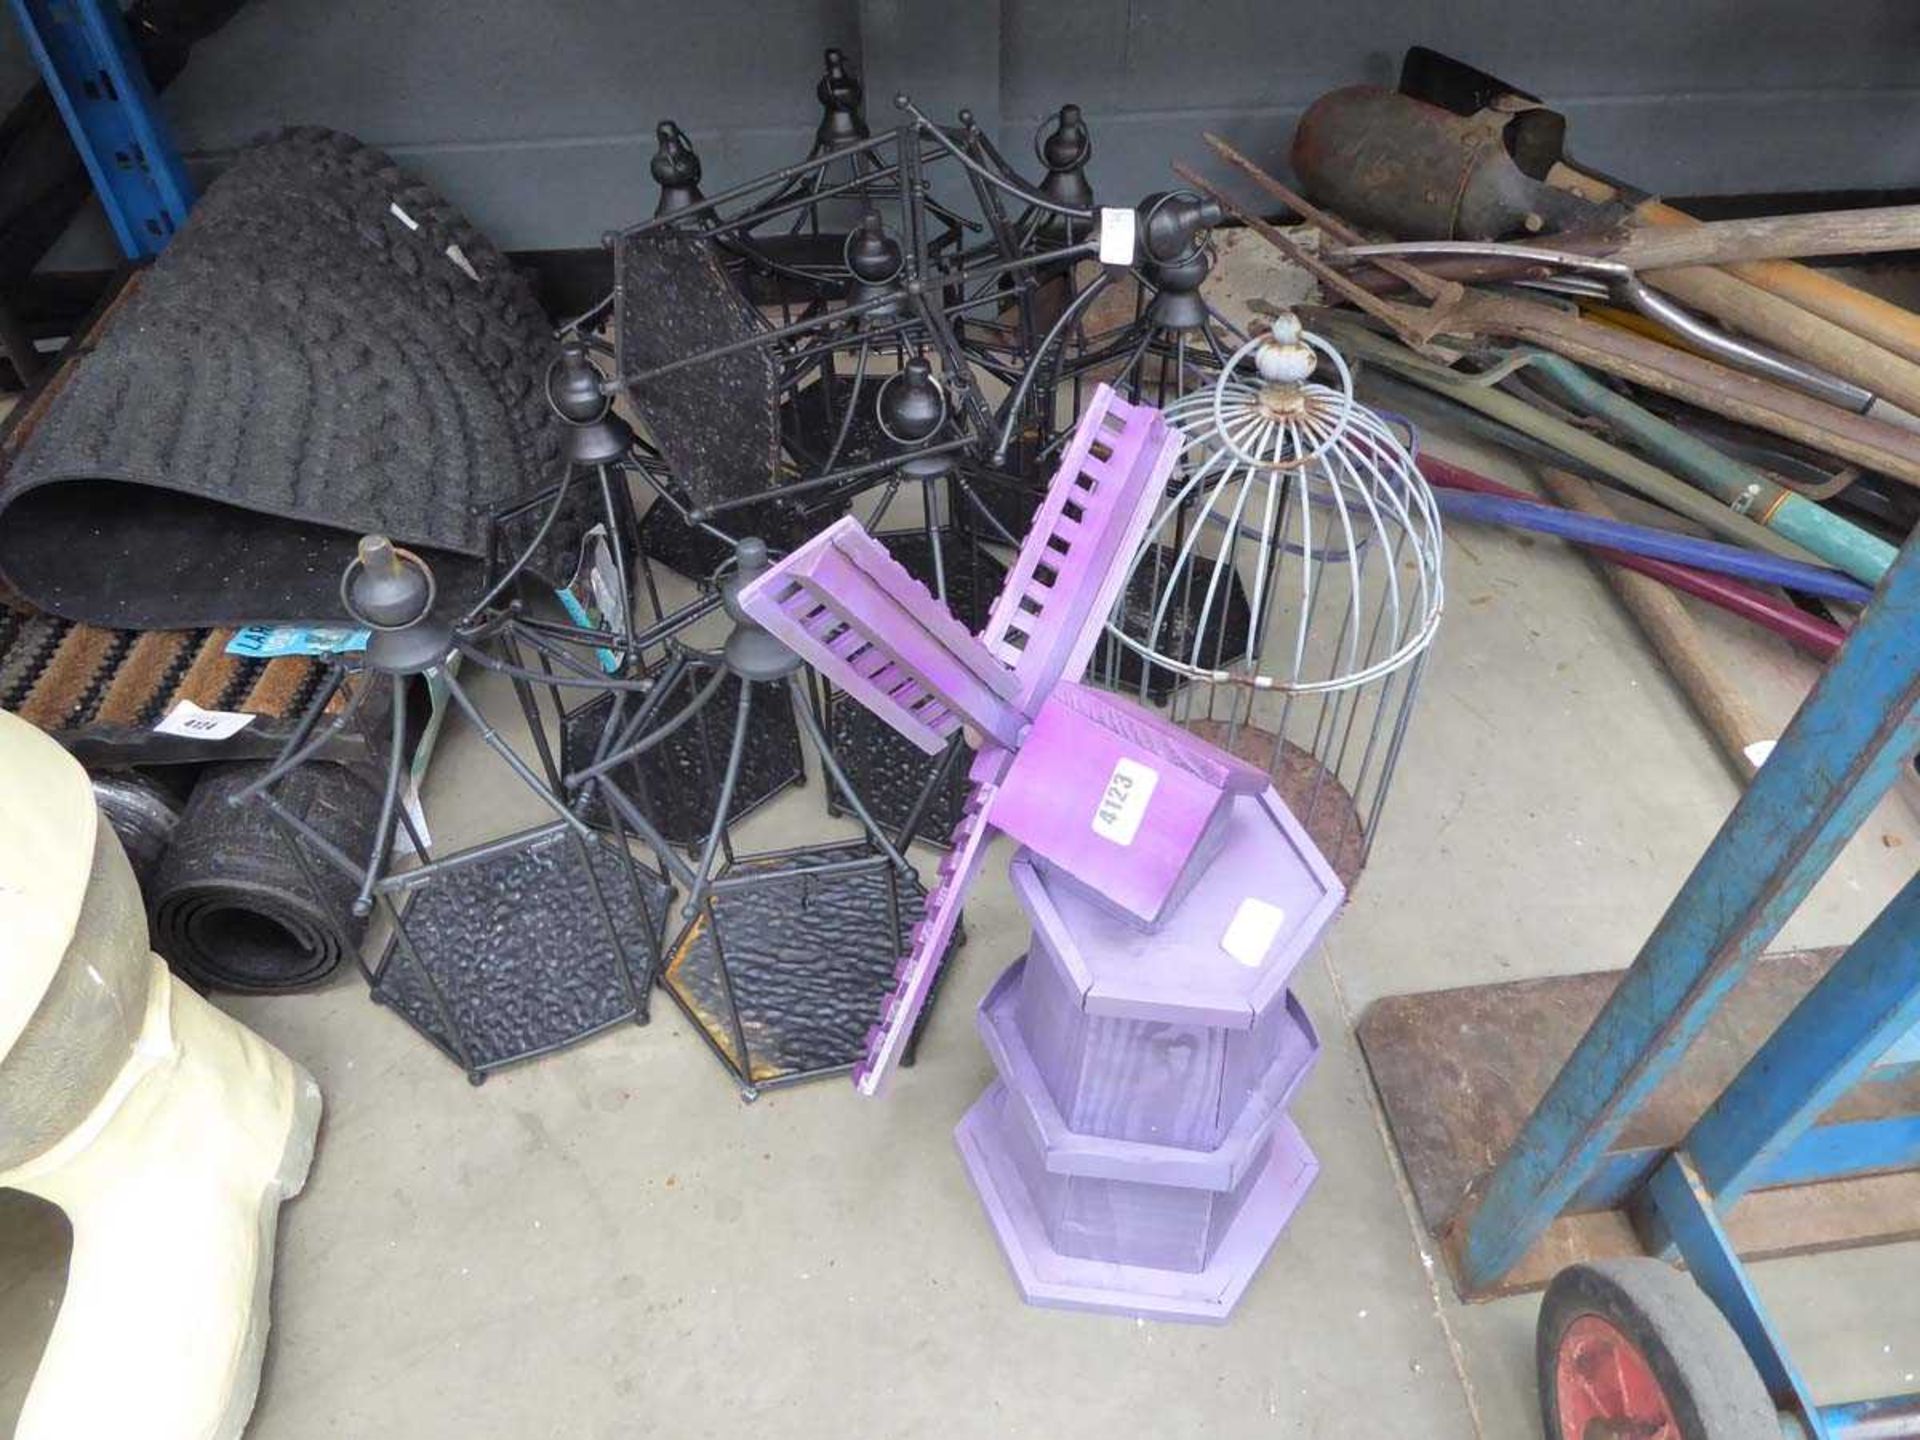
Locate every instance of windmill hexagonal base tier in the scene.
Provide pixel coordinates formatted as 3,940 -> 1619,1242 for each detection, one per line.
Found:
953,787 -> 1341,1323
956,1084 -> 1318,1323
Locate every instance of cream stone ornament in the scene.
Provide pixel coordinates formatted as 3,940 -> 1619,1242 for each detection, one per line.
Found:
0,708 -> 321,1440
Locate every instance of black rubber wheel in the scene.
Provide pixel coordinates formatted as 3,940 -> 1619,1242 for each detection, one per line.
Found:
1537,1258 -> 1778,1440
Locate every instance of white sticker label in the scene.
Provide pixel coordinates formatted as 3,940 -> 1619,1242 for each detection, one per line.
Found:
1091,756 -> 1157,845
153,700 -> 256,741
388,202 -> 420,230
1220,897 -> 1287,967
1744,739 -> 1777,769
587,530 -> 626,643
1098,206 -> 1137,266
444,242 -> 481,283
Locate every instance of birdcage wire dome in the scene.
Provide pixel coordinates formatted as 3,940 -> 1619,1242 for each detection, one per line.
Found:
1104,313 -> 1445,884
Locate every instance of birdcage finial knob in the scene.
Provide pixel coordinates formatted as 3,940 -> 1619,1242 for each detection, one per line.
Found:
1251,312 -> 1313,403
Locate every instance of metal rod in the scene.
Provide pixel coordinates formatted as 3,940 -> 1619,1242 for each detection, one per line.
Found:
992,269 -> 1115,464
786,671 -> 911,874
1524,351 -> 1896,586
568,827 -> 645,1024
892,730 -> 967,853
501,630 -> 565,790
717,156 -> 907,236
682,679 -> 756,918
619,128 -> 900,238
1418,454 -> 1849,658
470,464 -> 584,616
612,289 -> 902,391
1818,1394 -> 1920,1439
697,895 -> 760,1095
437,668 -> 590,838
688,436 -> 975,522
1643,1152 -> 1824,1433
353,677 -> 409,917
228,673 -> 368,802
262,802 -> 364,980
705,851 -> 893,894
594,777 -> 698,888
452,638 -> 661,693
892,94 -> 1093,220
1431,489 -> 1873,605
594,651 -> 688,772
381,893 -> 483,1077
565,663 -> 729,787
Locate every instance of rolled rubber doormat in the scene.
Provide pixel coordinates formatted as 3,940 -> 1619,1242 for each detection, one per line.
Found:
150,758 -> 380,993
0,128 -> 568,629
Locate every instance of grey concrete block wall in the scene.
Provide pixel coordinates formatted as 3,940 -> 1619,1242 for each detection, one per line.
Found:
22,0 -> 1920,265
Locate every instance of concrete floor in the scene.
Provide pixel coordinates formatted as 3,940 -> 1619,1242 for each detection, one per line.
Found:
4,422 -> 1918,1438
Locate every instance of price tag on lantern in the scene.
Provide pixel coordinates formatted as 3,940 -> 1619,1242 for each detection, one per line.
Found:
153,700 -> 257,741
1098,206 -> 1137,266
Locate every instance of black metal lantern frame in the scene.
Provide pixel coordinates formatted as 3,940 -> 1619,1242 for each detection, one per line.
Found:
535,51 -> 1269,588
217,357 -> 719,1085
590,103 -> 1256,574
228,611 -> 678,1086
234,500 -> 967,1099
550,50 -> 1113,565
552,541 -> 963,1099
587,84 -> 1264,801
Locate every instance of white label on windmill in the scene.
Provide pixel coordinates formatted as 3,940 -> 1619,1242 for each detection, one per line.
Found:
1091,757 -> 1157,845
1220,897 -> 1287,967
1098,207 -> 1136,266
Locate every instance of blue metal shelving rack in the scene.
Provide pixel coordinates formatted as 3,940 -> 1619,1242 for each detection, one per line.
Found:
9,0 -> 193,258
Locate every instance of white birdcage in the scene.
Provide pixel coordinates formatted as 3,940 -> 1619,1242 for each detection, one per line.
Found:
1103,312 -> 1445,885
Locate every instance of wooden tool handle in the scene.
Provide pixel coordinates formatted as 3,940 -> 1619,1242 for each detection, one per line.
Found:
1634,198 -> 1920,368
1537,467 -> 1768,780
1550,168 -> 1920,366
1642,262 -> 1920,416
1457,291 -> 1920,488
1616,206 -> 1920,271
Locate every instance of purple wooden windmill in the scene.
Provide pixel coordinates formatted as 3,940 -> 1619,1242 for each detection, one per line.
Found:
739,385 -> 1345,1321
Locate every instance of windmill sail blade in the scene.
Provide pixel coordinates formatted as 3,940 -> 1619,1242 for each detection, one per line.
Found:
736,392 -> 1189,1100
855,777 -> 1000,1097
739,516 -> 1026,754
980,384 -> 1183,715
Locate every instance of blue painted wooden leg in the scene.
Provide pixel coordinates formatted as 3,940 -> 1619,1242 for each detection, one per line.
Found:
1688,868 -> 1920,1210
1642,1152 -> 1827,1439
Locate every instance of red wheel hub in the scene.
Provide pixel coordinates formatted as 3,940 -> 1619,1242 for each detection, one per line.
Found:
1555,1313 -> 1680,1439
